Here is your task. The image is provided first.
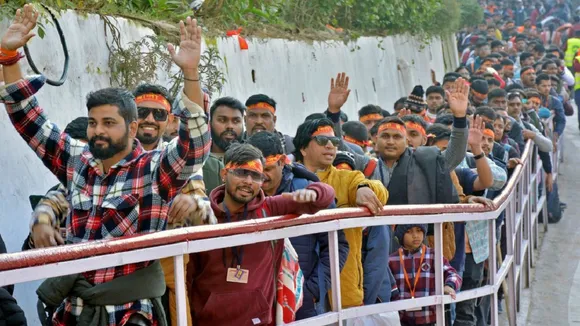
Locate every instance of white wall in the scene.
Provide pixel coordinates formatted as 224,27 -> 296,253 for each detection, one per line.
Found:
0,11 -> 445,322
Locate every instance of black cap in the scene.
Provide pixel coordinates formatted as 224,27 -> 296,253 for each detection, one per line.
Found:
471,79 -> 489,95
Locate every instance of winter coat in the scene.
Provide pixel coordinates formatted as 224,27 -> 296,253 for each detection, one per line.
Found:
0,288 -> 26,326
275,165 -> 349,319
187,182 -> 335,326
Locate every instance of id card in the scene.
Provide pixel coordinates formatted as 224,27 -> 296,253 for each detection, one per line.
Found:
226,266 -> 249,283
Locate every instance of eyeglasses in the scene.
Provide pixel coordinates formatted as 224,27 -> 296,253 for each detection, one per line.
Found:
228,168 -> 265,183
138,107 -> 169,121
312,135 -> 340,147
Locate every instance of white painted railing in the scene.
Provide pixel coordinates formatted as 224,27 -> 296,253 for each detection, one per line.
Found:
0,128 -> 556,325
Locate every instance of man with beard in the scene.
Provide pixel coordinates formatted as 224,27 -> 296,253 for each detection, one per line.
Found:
244,94 -> 295,154
203,96 -> 245,194
247,131 -> 349,319
0,6 -> 209,325
186,143 -> 335,325
293,118 -> 389,308
425,85 -> 446,122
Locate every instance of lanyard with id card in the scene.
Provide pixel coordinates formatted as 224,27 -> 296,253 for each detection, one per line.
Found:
223,204 -> 250,283
399,245 -> 426,312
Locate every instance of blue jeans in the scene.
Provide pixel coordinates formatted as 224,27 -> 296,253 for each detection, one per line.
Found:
574,89 -> 580,126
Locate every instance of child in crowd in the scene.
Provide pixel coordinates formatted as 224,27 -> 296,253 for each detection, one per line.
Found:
389,224 -> 462,326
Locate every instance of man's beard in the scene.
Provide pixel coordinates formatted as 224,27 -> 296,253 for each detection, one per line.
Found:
89,130 -> 130,160
211,128 -> 240,151
137,123 -> 161,145
226,183 -> 256,204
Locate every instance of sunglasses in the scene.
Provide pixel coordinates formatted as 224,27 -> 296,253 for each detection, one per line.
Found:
312,135 -> 340,147
138,107 -> 169,121
228,168 -> 265,183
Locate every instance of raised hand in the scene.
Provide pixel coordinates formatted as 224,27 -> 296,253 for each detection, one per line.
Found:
1,4 -> 38,50
328,72 -> 351,113
167,16 -> 202,71
468,115 -> 485,152
446,78 -> 469,118
397,108 -> 412,118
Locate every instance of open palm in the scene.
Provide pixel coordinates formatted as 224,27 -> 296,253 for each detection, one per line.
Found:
446,78 -> 469,118
328,72 -> 351,113
168,17 -> 202,71
1,4 -> 38,51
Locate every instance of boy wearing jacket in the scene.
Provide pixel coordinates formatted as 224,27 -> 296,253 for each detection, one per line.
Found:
186,143 -> 335,326
389,224 -> 462,326
247,131 -> 350,319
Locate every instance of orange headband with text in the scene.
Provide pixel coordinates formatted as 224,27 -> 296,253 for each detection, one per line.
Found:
312,125 -> 335,136
343,135 -> 369,147
378,122 -> 406,134
225,159 -> 264,174
264,154 -> 287,166
135,94 -> 171,111
405,122 -> 427,137
247,102 -> 275,114
359,114 -> 383,123
483,129 -> 495,139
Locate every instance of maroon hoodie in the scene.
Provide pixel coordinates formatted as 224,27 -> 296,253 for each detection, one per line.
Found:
187,182 -> 335,326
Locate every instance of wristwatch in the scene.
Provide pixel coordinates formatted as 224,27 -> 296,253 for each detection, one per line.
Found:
473,153 -> 485,160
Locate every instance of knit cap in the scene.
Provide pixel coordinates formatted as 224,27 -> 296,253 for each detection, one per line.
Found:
394,224 -> 428,244
405,85 -> 427,108
333,151 -> 356,171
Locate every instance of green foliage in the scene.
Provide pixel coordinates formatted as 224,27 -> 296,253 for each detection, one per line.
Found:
459,0 -> 484,28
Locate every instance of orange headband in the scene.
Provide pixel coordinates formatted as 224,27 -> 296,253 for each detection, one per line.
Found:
483,129 -> 495,139
359,114 -> 383,123
343,135 -> 369,147
472,91 -> 488,98
522,69 -> 535,76
247,102 -> 275,114
135,94 -> 171,111
264,154 -> 286,166
378,122 -> 406,134
405,122 -> 427,137
225,159 -> 264,174
335,163 -> 353,171
312,125 -> 335,136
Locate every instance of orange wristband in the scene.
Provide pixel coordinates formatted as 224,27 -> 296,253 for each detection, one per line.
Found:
0,48 -> 18,58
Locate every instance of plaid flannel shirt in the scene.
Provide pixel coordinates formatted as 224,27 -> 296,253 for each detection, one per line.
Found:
0,75 -> 210,325
388,246 -> 462,325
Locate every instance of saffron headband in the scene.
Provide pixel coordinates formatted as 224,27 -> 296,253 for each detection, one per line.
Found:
405,122 -> 427,137
343,135 -> 369,147
225,159 -> 264,174
335,163 -> 353,171
378,122 -> 406,134
521,69 -> 535,76
135,94 -> 171,111
359,114 -> 383,123
312,125 -> 335,136
264,154 -> 286,166
247,102 -> 275,114
483,129 -> 495,139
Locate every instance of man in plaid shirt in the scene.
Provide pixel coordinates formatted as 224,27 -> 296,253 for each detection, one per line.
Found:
0,5 -> 209,325
389,224 -> 462,325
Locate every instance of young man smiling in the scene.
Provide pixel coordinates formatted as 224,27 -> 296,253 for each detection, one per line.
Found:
0,6 -> 210,325
186,143 -> 335,325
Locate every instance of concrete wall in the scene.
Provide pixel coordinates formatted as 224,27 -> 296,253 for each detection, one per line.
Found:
0,11 -> 445,322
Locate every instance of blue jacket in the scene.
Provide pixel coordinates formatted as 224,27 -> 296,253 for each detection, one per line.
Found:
276,164 -> 349,319
362,225 -> 397,304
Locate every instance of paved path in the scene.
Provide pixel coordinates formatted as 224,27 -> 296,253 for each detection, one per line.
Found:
523,115 -> 580,326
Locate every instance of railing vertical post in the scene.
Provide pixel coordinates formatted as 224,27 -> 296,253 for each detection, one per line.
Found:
488,219 -> 498,326
434,222 -> 445,326
328,230 -> 343,324
506,201 -> 517,326
173,254 -> 187,326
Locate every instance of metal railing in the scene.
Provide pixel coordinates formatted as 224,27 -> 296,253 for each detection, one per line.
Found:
0,132 -> 555,325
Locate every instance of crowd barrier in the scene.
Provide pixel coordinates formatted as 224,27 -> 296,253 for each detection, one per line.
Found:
0,118 -> 560,326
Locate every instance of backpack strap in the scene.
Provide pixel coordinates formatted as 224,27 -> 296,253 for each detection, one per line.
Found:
363,159 -> 378,178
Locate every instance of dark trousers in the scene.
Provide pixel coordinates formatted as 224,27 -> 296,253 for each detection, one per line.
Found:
454,253 -> 484,326
575,89 -> 580,127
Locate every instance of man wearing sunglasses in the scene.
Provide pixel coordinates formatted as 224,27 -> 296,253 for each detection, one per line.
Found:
293,118 -> 389,308
186,142 -> 335,326
247,131 -> 350,320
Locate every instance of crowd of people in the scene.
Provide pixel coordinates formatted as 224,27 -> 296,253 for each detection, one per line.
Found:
0,1 -> 571,325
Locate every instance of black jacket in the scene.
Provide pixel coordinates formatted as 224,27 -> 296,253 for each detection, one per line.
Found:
0,288 -> 27,326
